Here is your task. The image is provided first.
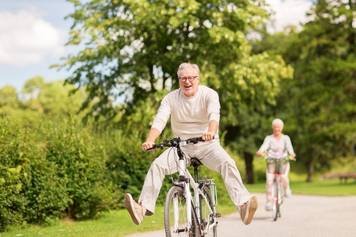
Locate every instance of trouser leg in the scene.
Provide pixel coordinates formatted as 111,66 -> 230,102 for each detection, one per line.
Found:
266,163 -> 275,203
138,148 -> 180,213
281,162 -> 290,192
197,141 -> 250,207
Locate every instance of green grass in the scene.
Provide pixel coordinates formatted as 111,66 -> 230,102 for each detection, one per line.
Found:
1,208 -> 164,237
246,180 -> 356,196
1,204 -> 236,237
2,180 -> 355,237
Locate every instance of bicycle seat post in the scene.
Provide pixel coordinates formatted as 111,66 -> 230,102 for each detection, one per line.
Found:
190,158 -> 202,182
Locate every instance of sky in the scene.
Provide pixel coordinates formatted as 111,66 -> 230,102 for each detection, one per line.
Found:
0,0 -> 313,90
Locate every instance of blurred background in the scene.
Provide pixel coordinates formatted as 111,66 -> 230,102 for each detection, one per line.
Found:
0,0 -> 355,236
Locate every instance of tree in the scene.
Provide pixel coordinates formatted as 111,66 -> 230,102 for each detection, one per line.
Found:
59,0 -> 292,183
21,76 -> 87,117
0,86 -> 20,117
256,0 -> 355,181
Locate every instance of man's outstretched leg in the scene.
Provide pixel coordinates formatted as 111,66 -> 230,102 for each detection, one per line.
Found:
239,196 -> 258,225
198,141 -> 258,225
124,193 -> 146,225
125,148 -> 179,225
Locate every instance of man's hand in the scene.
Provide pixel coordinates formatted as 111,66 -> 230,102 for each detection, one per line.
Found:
202,131 -> 214,141
142,141 -> 155,151
289,155 -> 296,161
142,128 -> 160,151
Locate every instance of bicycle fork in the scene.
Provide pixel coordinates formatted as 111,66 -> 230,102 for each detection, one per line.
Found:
177,158 -> 193,232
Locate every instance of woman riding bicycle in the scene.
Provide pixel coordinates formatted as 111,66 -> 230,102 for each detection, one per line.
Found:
256,118 -> 296,211
124,62 -> 258,226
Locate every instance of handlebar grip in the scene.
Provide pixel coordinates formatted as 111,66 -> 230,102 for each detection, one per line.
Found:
146,146 -> 156,151
146,143 -> 165,151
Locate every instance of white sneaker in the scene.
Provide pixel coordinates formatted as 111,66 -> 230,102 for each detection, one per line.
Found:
124,193 -> 146,225
285,189 -> 292,198
265,202 -> 273,211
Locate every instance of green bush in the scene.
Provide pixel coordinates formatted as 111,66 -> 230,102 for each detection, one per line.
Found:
104,129 -> 153,207
0,119 -> 26,231
0,165 -> 25,232
44,118 -> 116,219
0,117 -> 119,231
21,156 -> 69,223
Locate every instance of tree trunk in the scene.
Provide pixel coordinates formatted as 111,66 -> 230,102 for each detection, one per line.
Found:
243,152 -> 255,184
306,159 -> 314,182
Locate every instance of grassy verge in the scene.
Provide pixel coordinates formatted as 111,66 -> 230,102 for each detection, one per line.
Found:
1,204 -> 236,237
246,180 -> 356,196
2,180 -> 355,237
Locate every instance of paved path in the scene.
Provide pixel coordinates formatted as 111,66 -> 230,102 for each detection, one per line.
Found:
126,194 -> 356,237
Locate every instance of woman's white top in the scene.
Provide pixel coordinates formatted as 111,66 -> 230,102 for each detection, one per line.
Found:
258,134 -> 295,159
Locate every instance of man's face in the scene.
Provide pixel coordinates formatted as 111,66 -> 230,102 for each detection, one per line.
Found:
272,124 -> 283,136
178,67 -> 200,97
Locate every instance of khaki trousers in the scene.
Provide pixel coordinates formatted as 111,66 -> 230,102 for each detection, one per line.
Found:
139,140 -> 250,213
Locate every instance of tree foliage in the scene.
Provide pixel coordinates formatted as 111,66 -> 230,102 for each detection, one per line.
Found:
59,0 -> 292,183
59,0 -> 274,117
255,0 -> 355,181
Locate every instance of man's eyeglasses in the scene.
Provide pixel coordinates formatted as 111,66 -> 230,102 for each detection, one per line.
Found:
179,76 -> 199,82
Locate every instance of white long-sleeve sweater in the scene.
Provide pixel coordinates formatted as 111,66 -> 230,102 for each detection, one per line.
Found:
151,85 -> 220,139
258,134 -> 296,159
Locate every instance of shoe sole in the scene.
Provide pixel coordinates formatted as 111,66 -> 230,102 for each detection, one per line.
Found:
124,193 -> 141,225
244,196 -> 258,225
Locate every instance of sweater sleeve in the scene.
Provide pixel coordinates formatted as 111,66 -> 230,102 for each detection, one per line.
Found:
207,90 -> 220,122
258,136 -> 270,153
285,135 -> 296,156
151,95 -> 171,133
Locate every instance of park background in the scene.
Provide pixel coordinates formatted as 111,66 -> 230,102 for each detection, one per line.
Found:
0,0 -> 355,236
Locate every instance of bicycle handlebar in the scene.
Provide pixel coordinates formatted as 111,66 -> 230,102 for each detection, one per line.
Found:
264,156 -> 296,161
147,136 -> 205,151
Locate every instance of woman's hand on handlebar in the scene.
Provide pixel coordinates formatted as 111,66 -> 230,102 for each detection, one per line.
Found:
256,151 -> 267,158
142,141 -> 155,151
202,131 -> 214,141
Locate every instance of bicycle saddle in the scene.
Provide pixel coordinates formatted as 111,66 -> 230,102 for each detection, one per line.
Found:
190,157 -> 202,168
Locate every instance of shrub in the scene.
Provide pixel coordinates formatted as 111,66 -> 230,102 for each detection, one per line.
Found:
44,118 -> 116,219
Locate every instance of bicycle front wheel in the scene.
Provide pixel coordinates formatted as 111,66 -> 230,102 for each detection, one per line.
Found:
164,186 -> 200,237
272,181 -> 279,221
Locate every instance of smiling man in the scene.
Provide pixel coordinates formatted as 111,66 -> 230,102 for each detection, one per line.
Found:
124,62 -> 258,226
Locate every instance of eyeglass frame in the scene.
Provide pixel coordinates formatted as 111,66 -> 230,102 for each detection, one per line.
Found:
178,75 -> 199,82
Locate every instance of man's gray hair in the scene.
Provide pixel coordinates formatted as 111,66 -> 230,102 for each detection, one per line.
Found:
177,63 -> 200,77
272,118 -> 284,127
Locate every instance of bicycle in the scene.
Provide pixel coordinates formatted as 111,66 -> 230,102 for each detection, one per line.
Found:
265,157 -> 289,221
148,137 -> 219,237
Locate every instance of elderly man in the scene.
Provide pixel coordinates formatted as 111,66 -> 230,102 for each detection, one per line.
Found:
125,63 -> 258,225
256,118 -> 296,211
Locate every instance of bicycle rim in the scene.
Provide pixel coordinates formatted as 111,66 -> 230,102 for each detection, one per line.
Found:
199,186 -> 217,237
164,186 -> 199,237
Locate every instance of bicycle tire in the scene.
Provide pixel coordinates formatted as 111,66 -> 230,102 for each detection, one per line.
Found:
272,182 -> 279,221
199,185 -> 217,237
164,186 -> 200,237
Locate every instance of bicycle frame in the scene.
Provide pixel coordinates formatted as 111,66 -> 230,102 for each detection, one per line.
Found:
177,166 -> 217,234
266,158 -> 287,221
175,146 -> 217,235
152,137 -> 218,236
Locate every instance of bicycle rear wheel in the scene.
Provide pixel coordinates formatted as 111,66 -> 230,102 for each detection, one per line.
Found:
199,186 -> 217,237
164,186 -> 200,237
